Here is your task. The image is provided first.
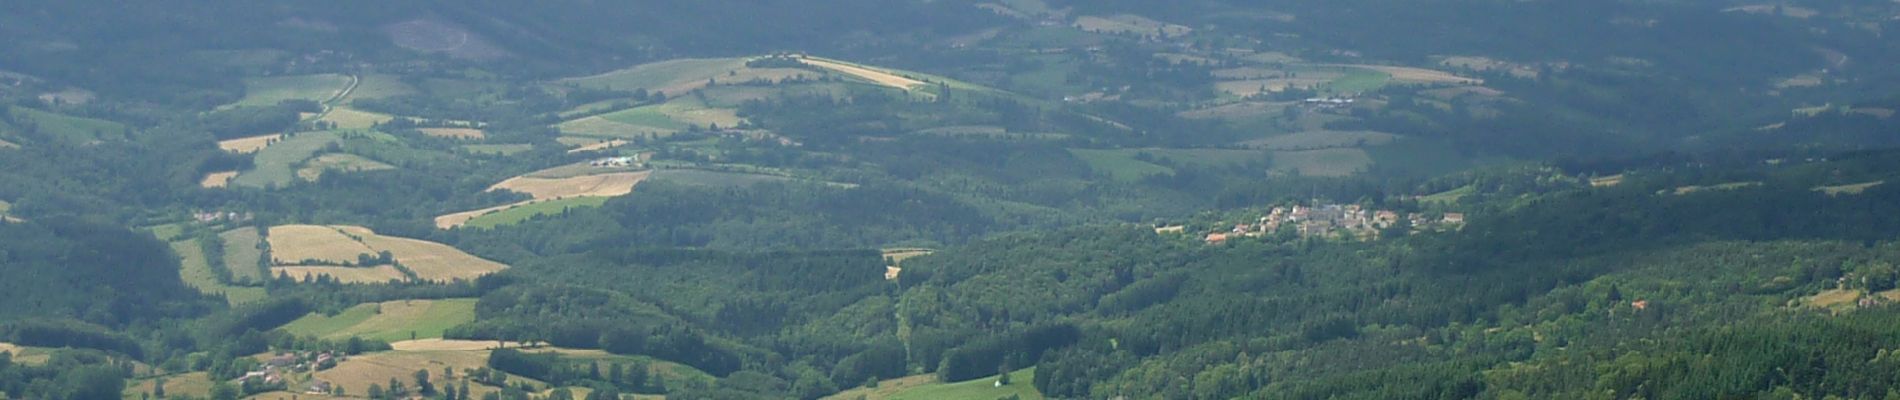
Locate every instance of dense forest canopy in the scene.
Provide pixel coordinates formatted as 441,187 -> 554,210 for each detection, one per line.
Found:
1,0 -> 1899,399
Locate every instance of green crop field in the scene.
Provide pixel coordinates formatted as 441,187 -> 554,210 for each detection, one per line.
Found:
1069,149 -> 1174,182
219,227 -> 268,284
885,368 -> 1042,400
600,104 -> 689,130
6,106 -> 127,143
341,73 -> 418,104
145,223 -> 187,242
171,239 -> 266,306
463,196 -> 612,229
230,131 -> 342,188
1323,67 -> 1392,94
297,153 -> 397,181
280,298 -> 477,342
1420,185 -> 1475,205
224,73 -> 354,109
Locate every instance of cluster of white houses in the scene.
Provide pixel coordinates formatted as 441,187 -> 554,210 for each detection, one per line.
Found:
1203,203 -> 1465,244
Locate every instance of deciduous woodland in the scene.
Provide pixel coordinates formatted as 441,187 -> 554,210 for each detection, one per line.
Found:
2,0 -> 1900,399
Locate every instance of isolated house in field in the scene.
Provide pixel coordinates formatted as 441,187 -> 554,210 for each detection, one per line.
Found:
1442,213 -> 1467,225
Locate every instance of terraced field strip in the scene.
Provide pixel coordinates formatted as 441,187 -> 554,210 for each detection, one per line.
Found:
798,57 -> 928,91
217,134 -> 279,153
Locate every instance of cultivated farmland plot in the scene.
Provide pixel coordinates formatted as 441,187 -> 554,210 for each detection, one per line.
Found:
265,224 -> 509,282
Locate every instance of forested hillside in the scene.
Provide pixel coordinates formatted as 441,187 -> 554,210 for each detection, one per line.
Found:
2,0 -> 1900,399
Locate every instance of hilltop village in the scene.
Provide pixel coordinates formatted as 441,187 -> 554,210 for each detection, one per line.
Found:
1177,202 -> 1466,244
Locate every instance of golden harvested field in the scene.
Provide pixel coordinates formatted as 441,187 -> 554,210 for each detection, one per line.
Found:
1813,180 -> 1884,196
317,350 -> 495,398
1074,15 -> 1191,38
1319,64 -> 1480,85
566,139 -> 629,153
268,225 -> 377,265
199,171 -> 237,188
419,127 -> 486,139
267,224 -> 508,282
274,265 -> 408,284
358,234 -> 509,282
1804,289 -> 1861,312
489,170 -> 652,201
798,57 -> 927,91
217,134 -> 279,153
